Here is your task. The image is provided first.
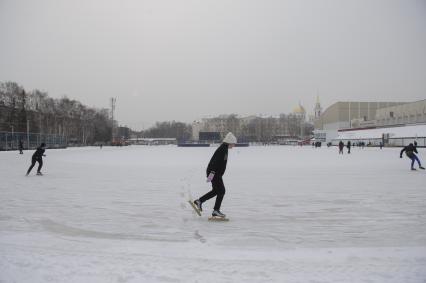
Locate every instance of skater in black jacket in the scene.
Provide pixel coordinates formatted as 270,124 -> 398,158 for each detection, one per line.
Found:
19,140 -> 24,154
338,141 -> 344,154
193,132 -> 237,218
26,143 -> 46,176
400,142 -> 424,171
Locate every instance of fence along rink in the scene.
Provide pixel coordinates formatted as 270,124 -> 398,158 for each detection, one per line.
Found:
0,131 -> 66,151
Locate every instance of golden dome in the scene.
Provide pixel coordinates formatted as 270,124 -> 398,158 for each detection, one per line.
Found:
293,104 -> 306,114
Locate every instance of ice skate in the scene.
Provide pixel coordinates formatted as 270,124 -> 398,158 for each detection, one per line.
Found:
419,166 -> 425,170
36,172 -> 43,176
411,168 -> 417,171
209,210 -> 229,221
188,200 -> 201,216
212,210 -> 226,218
194,199 -> 202,212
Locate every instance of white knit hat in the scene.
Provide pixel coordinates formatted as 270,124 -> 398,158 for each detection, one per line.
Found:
223,132 -> 237,144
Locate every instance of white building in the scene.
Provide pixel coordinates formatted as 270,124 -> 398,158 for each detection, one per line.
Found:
314,101 -> 406,142
333,124 -> 426,147
375,100 -> 426,126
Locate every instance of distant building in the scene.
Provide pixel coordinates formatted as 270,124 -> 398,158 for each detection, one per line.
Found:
314,96 -> 322,119
199,131 -> 221,142
314,102 -> 405,131
117,126 -> 131,140
192,117 -> 227,141
192,104 -> 312,143
127,138 -> 176,145
291,102 -> 306,137
314,100 -> 426,143
313,101 -> 405,142
292,102 -> 306,119
273,135 -> 300,145
375,99 -> 426,126
333,124 -> 426,147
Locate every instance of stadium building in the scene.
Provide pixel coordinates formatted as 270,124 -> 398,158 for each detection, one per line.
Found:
313,100 -> 426,146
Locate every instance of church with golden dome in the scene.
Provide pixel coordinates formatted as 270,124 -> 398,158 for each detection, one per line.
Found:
292,102 -> 306,120
289,102 -> 308,138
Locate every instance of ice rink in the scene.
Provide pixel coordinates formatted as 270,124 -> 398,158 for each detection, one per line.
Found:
1,145 -> 426,283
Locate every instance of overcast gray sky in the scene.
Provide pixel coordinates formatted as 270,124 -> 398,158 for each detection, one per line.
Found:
1,0 -> 425,130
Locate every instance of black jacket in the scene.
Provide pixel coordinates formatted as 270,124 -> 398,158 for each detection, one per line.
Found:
400,144 -> 417,158
32,146 -> 45,159
206,143 -> 229,177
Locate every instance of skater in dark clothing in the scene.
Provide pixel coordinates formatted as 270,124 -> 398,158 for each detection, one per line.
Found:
26,143 -> 46,176
338,141 -> 344,154
347,141 -> 351,154
193,132 -> 237,218
19,140 -> 24,154
400,142 -> 424,171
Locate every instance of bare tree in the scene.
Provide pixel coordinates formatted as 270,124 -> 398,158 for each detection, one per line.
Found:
0,81 -> 113,144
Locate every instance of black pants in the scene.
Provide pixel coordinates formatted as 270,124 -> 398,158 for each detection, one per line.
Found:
27,157 -> 42,174
199,176 -> 225,211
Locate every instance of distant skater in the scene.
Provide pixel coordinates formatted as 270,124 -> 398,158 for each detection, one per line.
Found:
26,143 -> 46,176
338,141 -> 344,154
400,141 -> 424,171
193,132 -> 237,218
18,140 -> 24,154
347,141 -> 351,154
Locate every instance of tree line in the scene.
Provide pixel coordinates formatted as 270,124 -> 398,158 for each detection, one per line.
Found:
138,114 -> 314,143
140,121 -> 192,142
197,114 -> 314,142
0,81 -> 313,144
0,81 -> 112,144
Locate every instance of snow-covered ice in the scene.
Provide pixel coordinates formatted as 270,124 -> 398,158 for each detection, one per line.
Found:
1,145 -> 426,283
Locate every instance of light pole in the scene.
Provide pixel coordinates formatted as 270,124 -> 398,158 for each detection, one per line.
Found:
111,97 -> 116,144
10,125 -> 14,150
27,119 -> 30,150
